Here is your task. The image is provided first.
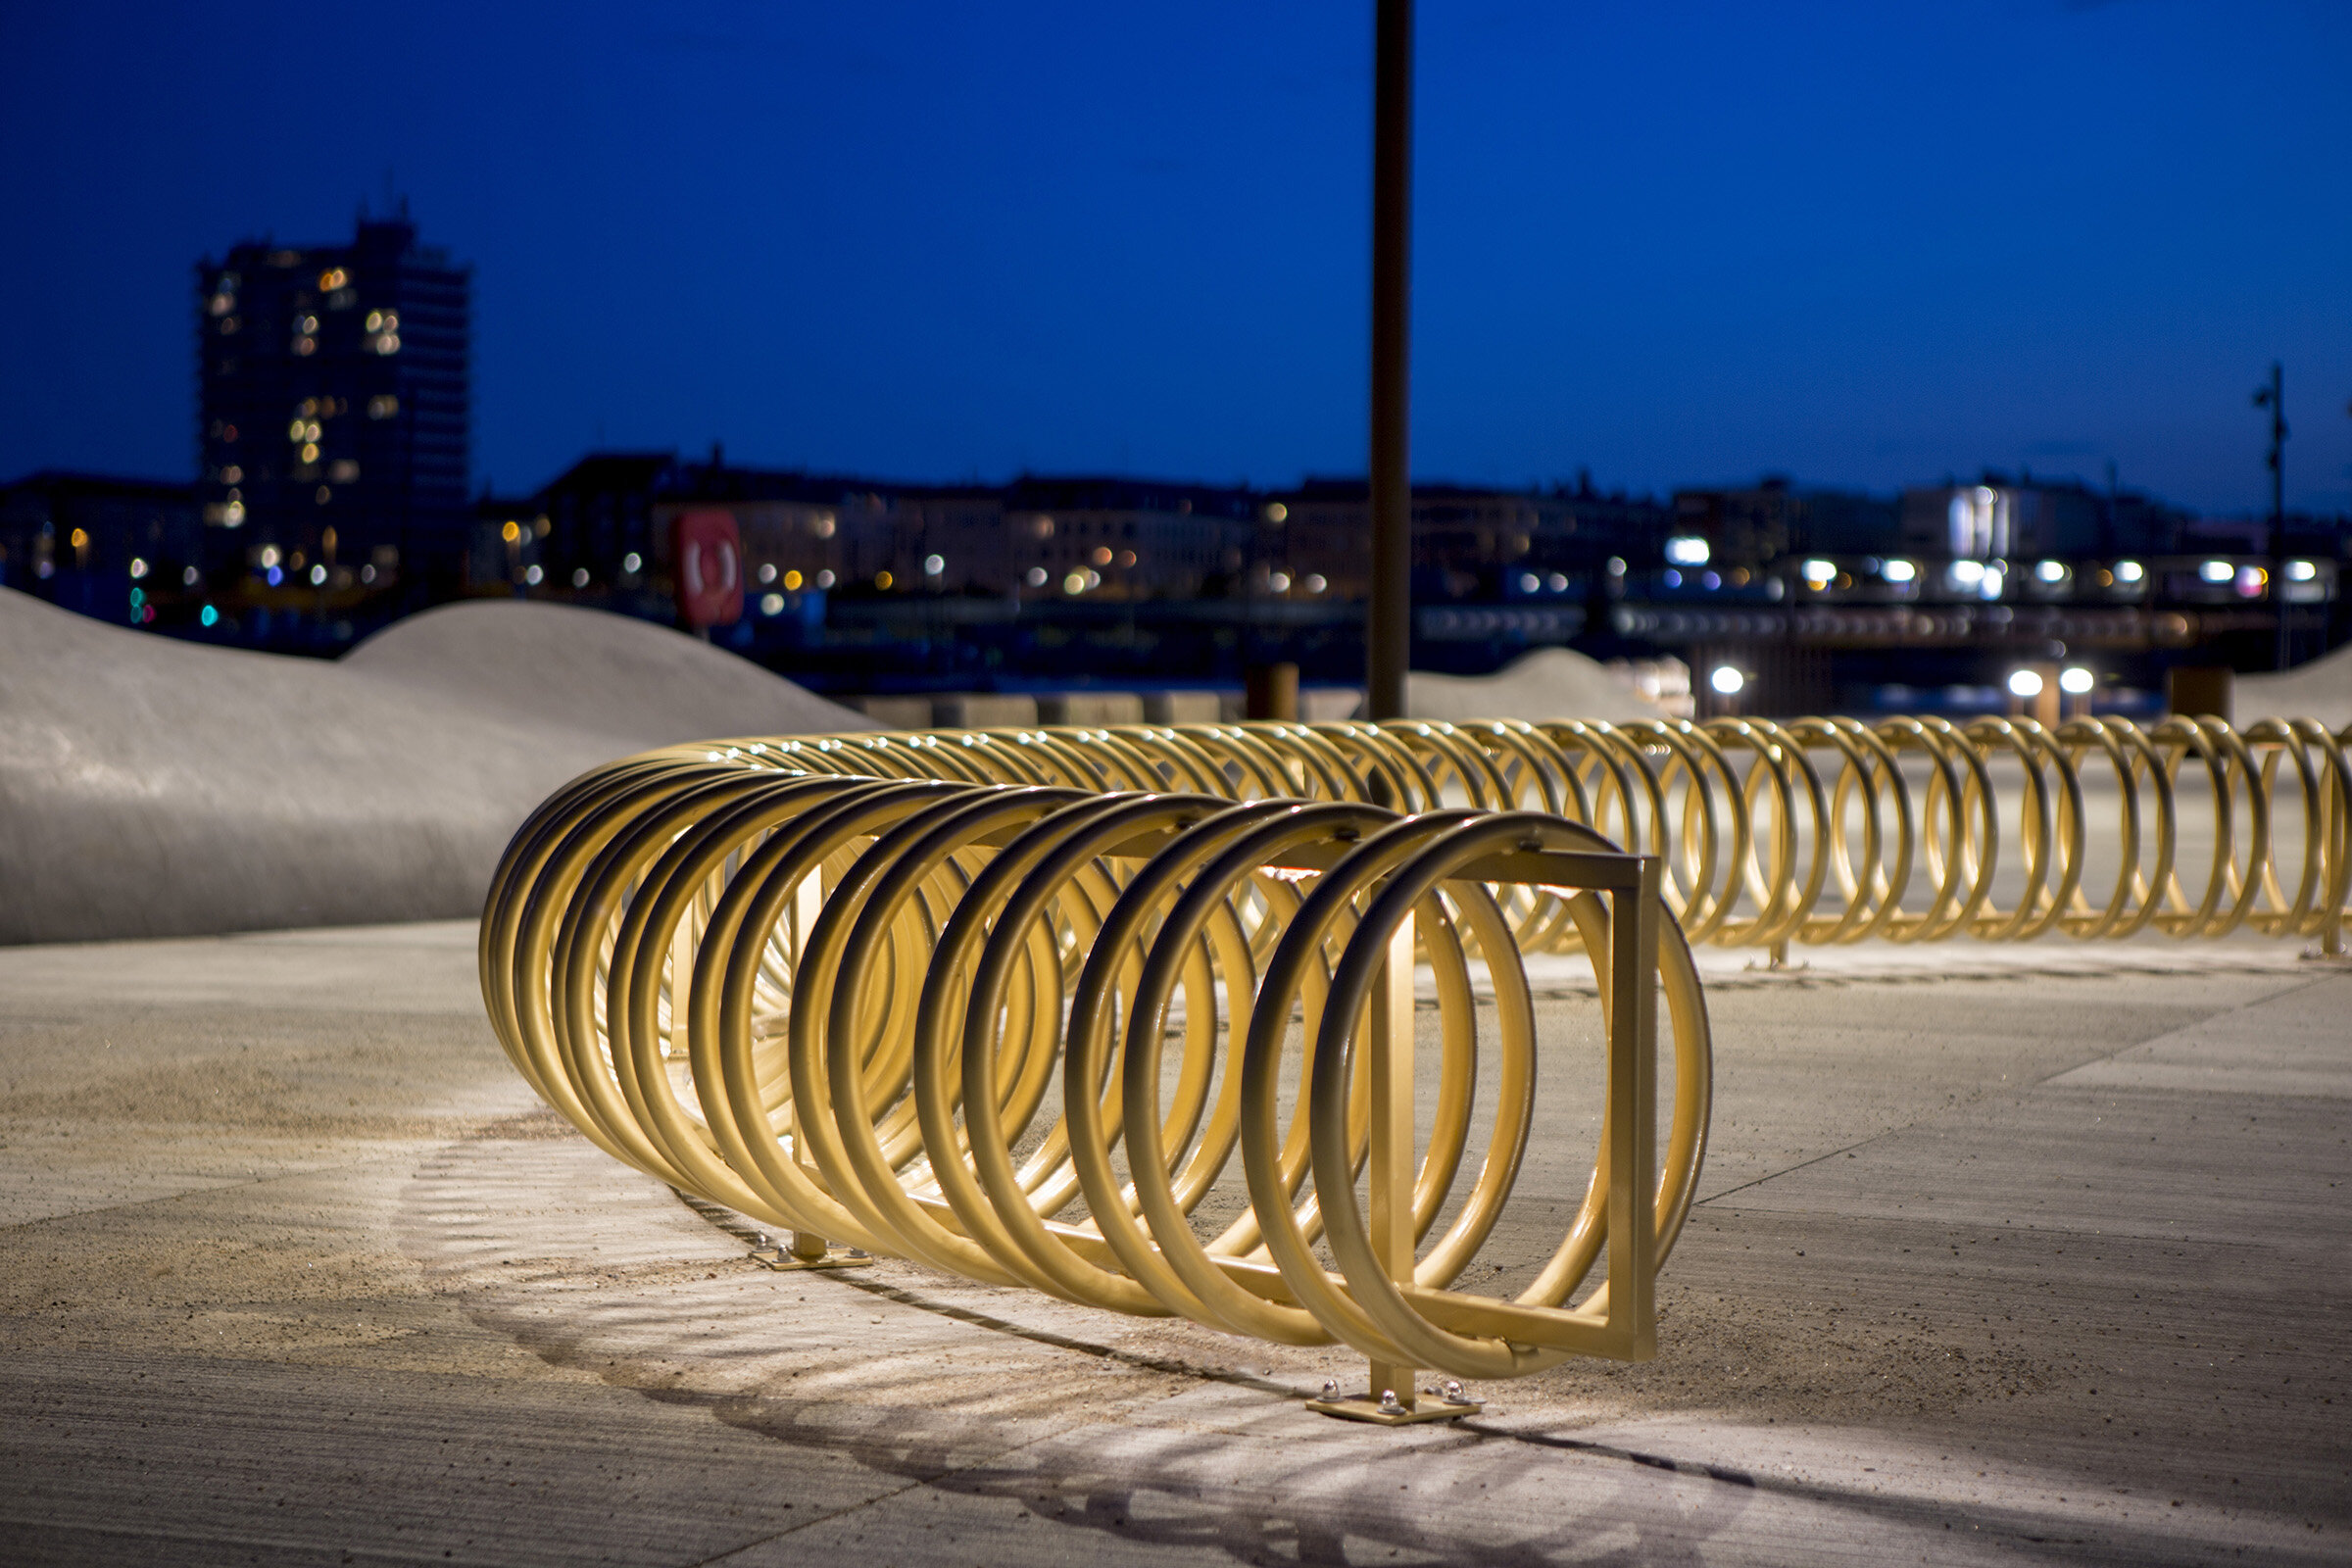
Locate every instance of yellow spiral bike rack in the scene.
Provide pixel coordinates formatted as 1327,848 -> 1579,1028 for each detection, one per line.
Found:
478,710 -> 2343,1421
730,712 -> 2351,957
481,753 -> 1715,1422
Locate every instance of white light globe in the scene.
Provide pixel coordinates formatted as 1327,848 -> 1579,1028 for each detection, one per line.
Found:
2008,669 -> 2044,698
2059,666 -> 2095,695
1709,665 -> 1744,696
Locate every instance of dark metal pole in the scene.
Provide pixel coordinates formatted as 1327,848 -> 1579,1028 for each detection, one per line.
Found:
2255,362 -> 2287,668
1367,0 -> 1413,720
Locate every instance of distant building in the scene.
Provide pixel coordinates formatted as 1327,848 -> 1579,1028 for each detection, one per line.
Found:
0,471 -> 202,626
1265,479 -> 1667,603
195,211 -> 470,599
1898,478 -> 2103,560
996,477 -> 1253,602
1669,479 -> 1900,567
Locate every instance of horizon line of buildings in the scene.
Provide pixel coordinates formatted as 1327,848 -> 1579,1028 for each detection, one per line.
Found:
0,209 -> 2345,713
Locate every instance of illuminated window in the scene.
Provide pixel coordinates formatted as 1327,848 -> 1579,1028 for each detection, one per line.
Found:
1664,536 -> 1709,566
757,563 -> 777,584
327,460 -> 358,482
621,551 -> 642,574
368,395 -> 399,419
815,569 -> 835,588
318,268 -> 348,290
571,567 -> 590,588
301,443 -> 319,464
782,569 -> 803,590
501,520 -> 521,543
219,465 -> 243,484
524,564 -> 544,586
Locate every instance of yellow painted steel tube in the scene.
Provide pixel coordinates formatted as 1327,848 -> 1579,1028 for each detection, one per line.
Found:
737,713 -> 2350,952
482,748 -> 1714,1378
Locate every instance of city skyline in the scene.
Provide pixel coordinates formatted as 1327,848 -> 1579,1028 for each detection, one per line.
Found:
3,1 -> 2348,514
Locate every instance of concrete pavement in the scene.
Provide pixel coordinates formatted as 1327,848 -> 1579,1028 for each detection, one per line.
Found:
2,922 -> 2346,1564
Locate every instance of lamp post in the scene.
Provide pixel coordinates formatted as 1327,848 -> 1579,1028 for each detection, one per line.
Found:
1366,0 -> 1413,720
2252,362 -> 2286,668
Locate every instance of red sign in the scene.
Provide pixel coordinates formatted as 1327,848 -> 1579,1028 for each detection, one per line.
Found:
670,509 -> 743,629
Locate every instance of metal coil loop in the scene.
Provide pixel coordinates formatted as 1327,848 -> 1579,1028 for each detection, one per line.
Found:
742,713 -> 2349,952
483,754 -> 1714,1377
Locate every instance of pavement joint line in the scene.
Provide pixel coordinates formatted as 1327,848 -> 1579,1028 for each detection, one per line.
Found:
668,1174 -> 2247,1530
679,1429 -> 1062,1568
1454,1426 -> 2337,1564
0,1140 -> 455,1234
1695,965 -> 2321,1210
0,1510 -> 509,1567
2027,967 -> 2341,1091
1693,1127 -> 1907,1208
668,1189 -> 1303,1399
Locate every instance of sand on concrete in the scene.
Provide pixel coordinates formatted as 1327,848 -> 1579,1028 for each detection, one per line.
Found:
1406,646 -> 1669,725
1,921 -> 2345,1566
0,591 -> 867,946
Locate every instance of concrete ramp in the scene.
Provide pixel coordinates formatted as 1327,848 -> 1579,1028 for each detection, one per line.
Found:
1406,646 -> 1667,725
0,591 -> 868,945
2235,640 -> 2352,732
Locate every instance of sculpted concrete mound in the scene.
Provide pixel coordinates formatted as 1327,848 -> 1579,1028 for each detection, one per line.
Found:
1406,646 -> 1668,725
0,591 -> 868,945
2236,641 -> 2352,733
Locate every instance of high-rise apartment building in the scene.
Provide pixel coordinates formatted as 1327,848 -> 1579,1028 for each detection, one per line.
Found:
195,211 -> 469,593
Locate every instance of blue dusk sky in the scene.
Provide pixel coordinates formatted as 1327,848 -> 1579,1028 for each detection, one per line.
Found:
2,1 -> 2346,513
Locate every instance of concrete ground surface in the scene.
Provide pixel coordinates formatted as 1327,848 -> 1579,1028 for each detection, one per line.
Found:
2,922 -> 2346,1566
